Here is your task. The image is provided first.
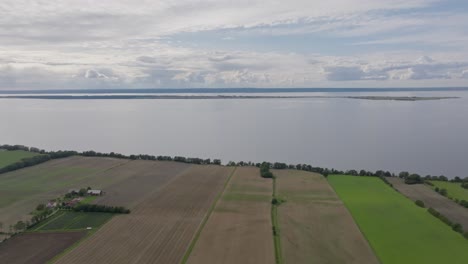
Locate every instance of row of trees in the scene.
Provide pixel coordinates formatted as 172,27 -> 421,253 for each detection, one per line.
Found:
2,145 -> 465,183
0,144 -> 44,153
73,204 -> 130,214
428,207 -> 467,238
0,145 -> 223,175
0,220 -> 29,235
0,149 -> 78,174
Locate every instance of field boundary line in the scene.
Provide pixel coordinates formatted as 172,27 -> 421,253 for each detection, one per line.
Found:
31,210 -> 65,231
180,166 -> 237,264
45,213 -> 117,263
271,174 -> 283,264
326,175 -> 383,264
46,230 -> 93,264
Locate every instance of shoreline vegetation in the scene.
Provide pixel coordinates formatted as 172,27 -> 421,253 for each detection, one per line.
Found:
0,87 -> 467,94
0,95 -> 459,101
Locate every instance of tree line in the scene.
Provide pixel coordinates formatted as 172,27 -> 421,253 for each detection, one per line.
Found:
73,204 -> 130,214
3,145 -> 465,185
0,144 -> 222,174
428,207 -> 468,239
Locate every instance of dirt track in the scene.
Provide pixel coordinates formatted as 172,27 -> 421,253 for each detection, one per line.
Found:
187,167 -> 275,264
274,170 -> 379,264
387,177 -> 468,230
55,165 -> 233,264
0,231 -> 86,264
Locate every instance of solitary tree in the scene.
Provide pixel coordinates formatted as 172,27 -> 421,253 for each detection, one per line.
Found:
439,188 -> 448,196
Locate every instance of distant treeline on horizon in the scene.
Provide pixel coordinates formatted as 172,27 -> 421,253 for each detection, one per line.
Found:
0,87 -> 467,94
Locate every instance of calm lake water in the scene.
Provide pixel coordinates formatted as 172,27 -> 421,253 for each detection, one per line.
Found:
1,91 -> 467,178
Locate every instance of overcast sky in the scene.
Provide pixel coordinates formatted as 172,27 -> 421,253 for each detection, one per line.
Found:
0,0 -> 467,89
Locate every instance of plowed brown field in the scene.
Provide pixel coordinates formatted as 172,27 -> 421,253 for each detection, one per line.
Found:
55,165 -> 233,264
387,177 -> 468,230
187,166 -> 275,264
0,231 -> 86,264
274,170 -> 380,264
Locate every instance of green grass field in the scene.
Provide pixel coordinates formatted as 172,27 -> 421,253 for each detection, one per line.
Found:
32,211 -> 114,231
430,181 -> 468,201
0,150 -> 40,168
329,175 -> 468,264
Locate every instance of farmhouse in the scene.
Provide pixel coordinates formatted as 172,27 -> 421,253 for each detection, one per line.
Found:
46,201 -> 57,208
87,189 -> 103,196
65,197 -> 82,207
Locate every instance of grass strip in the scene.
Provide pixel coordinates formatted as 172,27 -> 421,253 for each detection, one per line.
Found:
30,210 -> 65,231
271,176 -> 283,264
180,166 -> 238,264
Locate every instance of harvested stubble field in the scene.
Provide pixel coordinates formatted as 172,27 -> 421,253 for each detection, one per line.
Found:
0,231 -> 86,264
274,170 -> 379,264
187,166 -> 275,264
55,165 -> 234,264
330,175 -> 468,264
92,160 -> 191,208
387,177 -> 468,231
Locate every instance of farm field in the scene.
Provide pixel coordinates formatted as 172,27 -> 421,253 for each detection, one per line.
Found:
387,177 -> 468,231
0,156 -> 126,228
187,167 -> 275,264
0,150 -> 40,168
429,180 -> 468,201
274,170 -> 379,264
329,175 -> 468,264
0,231 -> 86,264
32,211 -> 113,231
0,157 -> 187,229
55,165 -> 234,264
92,160 -> 191,208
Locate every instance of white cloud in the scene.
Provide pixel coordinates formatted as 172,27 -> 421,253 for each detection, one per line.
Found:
0,0 -> 467,89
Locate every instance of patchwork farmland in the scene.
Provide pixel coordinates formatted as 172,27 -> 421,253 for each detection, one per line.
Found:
329,175 -> 468,264
55,165 -> 234,264
187,167 -> 275,264
387,177 -> 468,231
274,170 -> 379,264
2,148 -> 468,264
31,211 -> 114,231
0,156 -> 128,228
0,231 -> 86,264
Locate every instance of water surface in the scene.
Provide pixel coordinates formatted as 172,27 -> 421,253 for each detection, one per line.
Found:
1,91 -> 467,177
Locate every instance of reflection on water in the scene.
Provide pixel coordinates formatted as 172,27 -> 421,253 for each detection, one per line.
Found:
1,91 -> 467,178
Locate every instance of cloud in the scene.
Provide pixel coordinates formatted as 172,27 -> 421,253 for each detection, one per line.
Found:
84,69 -> 110,79
0,1 -> 467,89
323,56 -> 468,82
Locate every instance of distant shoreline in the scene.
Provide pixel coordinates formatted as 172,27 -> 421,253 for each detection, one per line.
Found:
0,95 -> 459,101
0,87 -> 467,95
